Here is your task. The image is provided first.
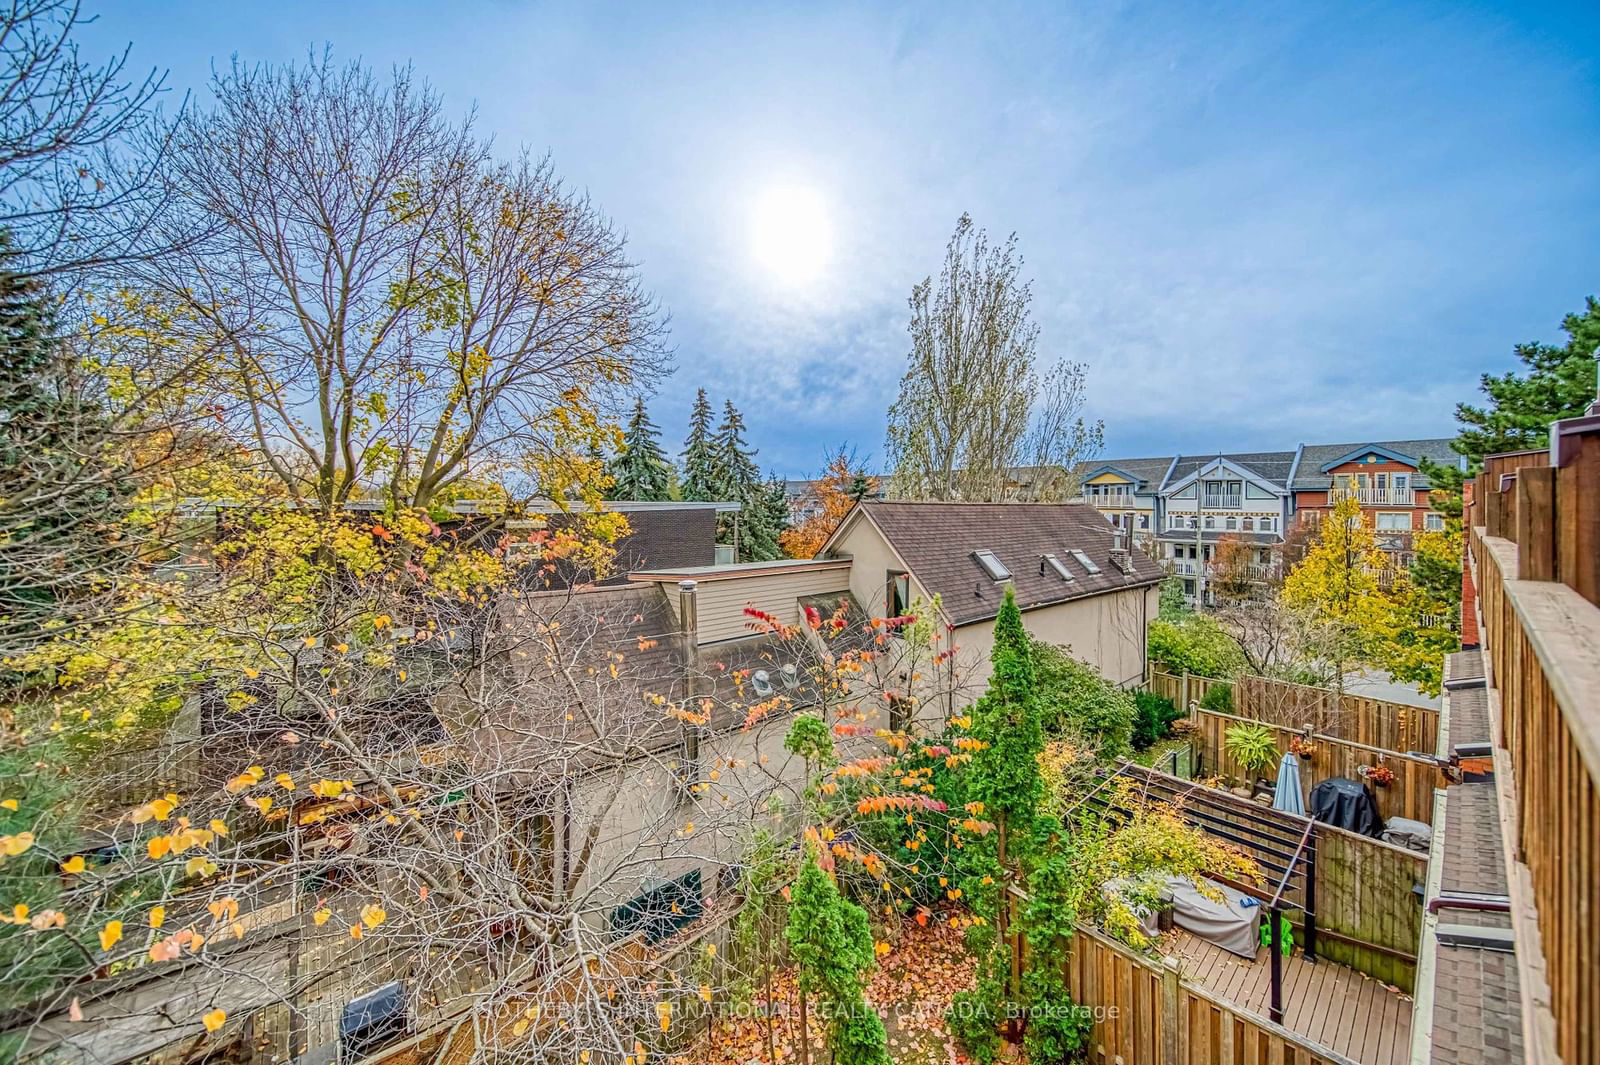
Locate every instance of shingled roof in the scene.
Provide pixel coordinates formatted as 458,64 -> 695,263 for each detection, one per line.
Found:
836,501 -> 1164,627
1167,451 -> 1297,487
1080,456 -> 1176,489
1289,438 -> 1461,491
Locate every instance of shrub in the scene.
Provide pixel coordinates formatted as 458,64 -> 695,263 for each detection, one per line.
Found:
1030,638 -> 1135,760
1224,722 -> 1278,780
947,983 -> 1001,1065
1198,680 -> 1233,712
1146,615 -> 1247,678
1131,691 -> 1180,750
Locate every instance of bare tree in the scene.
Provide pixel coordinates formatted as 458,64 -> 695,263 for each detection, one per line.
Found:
0,0 -> 174,281
136,54 -> 669,514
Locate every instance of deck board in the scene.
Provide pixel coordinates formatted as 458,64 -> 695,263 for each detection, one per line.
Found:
1168,931 -> 1411,1065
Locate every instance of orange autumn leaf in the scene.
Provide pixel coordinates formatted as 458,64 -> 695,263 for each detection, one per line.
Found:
98,920 -> 123,952
202,1008 -> 226,1033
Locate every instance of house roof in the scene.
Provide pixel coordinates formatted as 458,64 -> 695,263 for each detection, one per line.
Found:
1166,451 -> 1297,488
1289,438 -> 1460,491
1079,456 -> 1176,489
830,501 -> 1164,627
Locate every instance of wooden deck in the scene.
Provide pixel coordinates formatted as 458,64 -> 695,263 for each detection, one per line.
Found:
1170,931 -> 1413,1065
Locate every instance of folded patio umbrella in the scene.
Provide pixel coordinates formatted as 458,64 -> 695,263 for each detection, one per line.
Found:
1272,752 -> 1306,817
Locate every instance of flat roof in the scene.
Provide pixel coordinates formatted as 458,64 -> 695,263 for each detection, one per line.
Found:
628,556 -> 853,582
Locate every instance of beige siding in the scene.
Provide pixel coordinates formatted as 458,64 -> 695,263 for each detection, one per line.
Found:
954,583 -> 1158,692
826,514 -> 930,618
652,564 -> 852,645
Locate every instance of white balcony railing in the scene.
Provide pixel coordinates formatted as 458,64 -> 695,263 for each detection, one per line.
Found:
1328,486 -> 1413,506
1201,493 -> 1242,509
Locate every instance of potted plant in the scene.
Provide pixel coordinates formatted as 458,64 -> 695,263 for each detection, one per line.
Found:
1364,764 -> 1396,787
1224,722 -> 1278,798
1288,735 -> 1317,760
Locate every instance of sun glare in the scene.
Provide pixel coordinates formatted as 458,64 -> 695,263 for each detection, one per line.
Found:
749,184 -> 831,287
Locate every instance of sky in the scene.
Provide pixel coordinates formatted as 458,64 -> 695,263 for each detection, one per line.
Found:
80,1 -> 1600,477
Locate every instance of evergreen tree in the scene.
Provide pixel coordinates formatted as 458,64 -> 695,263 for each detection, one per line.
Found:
0,235 -> 126,649
786,842 -> 891,1065
736,471 -> 789,562
968,585 -> 1045,863
1422,297 -> 1600,516
713,399 -> 771,560
713,399 -> 762,502
680,388 -> 719,501
608,399 -> 673,501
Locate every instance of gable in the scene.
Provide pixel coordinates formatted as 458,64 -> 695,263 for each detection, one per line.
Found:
1318,444 -> 1422,472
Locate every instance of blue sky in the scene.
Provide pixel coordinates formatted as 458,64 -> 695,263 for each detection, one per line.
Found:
81,1 -> 1600,477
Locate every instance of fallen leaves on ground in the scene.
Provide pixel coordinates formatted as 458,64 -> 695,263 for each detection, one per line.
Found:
677,911 -> 977,1065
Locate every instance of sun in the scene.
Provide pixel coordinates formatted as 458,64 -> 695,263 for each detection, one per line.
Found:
749,184 -> 831,287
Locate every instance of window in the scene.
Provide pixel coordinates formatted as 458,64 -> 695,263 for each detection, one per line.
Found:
1376,512 -> 1410,531
1042,553 -> 1075,581
1260,517 -> 1275,532
1425,513 -> 1444,531
972,549 -> 1011,581
1069,549 -> 1101,574
1395,475 -> 1410,495
1242,517 -> 1254,531
1188,516 -> 1198,530
1139,513 -> 1150,530
888,571 -> 910,617
1182,579 -> 1195,595
1203,516 -> 1215,530
1224,517 -> 1237,531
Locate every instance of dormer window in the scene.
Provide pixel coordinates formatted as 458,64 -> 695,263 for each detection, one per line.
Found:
972,550 -> 1011,581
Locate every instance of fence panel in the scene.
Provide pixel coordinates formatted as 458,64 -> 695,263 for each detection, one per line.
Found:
1191,707 -> 1442,826
1234,674 -> 1439,754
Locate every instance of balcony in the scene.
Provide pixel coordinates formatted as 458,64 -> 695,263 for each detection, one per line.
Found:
1328,486 -> 1413,506
1201,493 -> 1242,509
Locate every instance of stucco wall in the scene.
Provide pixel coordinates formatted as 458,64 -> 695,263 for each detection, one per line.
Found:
952,582 -> 1158,692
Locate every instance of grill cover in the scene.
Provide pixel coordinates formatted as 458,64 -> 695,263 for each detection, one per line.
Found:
1308,777 -> 1382,837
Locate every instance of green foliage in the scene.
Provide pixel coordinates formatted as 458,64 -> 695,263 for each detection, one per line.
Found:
786,850 -> 890,1065
1157,575 -> 1189,621
1423,296 -> 1599,516
680,388 -> 719,501
1131,691 -> 1180,750
968,588 -> 1045,843
784,713 -> 836,766
1198,681 -> 1233,712
947,979 -> 1002,1065
1146,615 -> 1246,679
1224,722 -> 1278,778
1021,969 -> 1094,1065
1031,638 -> 1135,760
1379,528 -> 1463,696
608,398 -> 673,501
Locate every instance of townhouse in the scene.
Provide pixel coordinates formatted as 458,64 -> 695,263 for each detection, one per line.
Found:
1080,438 -> 1460,604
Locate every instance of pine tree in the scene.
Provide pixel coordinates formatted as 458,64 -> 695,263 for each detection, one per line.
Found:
713,399 -> 762,502
680,389 -> 719,501
713,399 -> 770,560
737,471 -> 789,562
608,399 -> 673,501
1422,297 -> 1600,516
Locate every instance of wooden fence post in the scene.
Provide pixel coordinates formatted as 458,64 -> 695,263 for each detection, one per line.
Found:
1181,670 -> 1191,713
1516,465 -> 1557,581
1161,954 -> 1181,1065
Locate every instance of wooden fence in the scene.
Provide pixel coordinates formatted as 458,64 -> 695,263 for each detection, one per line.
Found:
1017,908 -> 1357,1065
1234,674 -> 1439,755
1114,763 -> 1425,991
1468,419 -> 1600,1065
1149,670 -> 1439,755
1190,707 -> 1444,826
1147,669 -> 1228,710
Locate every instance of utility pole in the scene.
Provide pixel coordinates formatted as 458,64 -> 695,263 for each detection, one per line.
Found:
1194,467 -> 1207,612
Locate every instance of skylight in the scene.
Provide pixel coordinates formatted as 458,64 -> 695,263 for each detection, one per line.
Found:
1041,553 -> 1075,581
972,549 -> 1011,581
1069,549 -> 1101,574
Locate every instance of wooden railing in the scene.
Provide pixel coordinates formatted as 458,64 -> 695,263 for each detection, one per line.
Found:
1114,762 -> 1426,992
1467,417 -> 1600,1065
1011,900 -> 1357,1065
